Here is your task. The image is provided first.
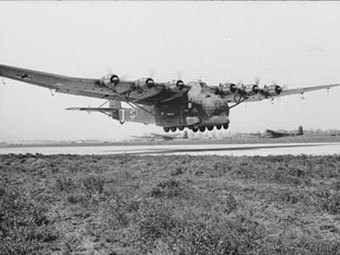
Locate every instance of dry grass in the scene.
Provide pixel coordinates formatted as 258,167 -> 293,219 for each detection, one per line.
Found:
1,153 -> 340,254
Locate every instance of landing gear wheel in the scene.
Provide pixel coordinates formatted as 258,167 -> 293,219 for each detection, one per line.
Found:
163,127 -> 170,133
207,126 -> 214,131
178,126 -> 184,131
199,126 -> 206,132
216,125 -> 222,130
223,123 -> 229,129
191,123 -> 199,133
170,127 -> 177,132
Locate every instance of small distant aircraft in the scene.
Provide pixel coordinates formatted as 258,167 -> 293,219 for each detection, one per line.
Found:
1,64 -> 340,133
131,132 -> 183,141
264,126 -> 304,138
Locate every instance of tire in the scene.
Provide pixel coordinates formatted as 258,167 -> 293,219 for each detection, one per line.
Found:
207,126 -> 214,131
216,125 -> 222,130
163,127 -> 170,133
199,126 -> 206,132
170,127 -> 177,132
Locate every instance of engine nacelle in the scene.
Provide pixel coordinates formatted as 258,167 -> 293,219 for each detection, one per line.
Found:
166,80 -> 185,92
176,80 -> 185,90
101,74 -> 120,90
135,78 -> 155,91
229,83 -> 238,93
243,84 -> 260,95
264,85 -> 282,96
216,83 -> 237,95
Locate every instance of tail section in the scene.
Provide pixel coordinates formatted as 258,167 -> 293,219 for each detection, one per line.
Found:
297,126 -> 303,135
66,99 -> 156,125
118,106 -> 155,125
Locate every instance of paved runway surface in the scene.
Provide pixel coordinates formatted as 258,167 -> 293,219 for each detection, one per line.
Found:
1,142 -> 339,156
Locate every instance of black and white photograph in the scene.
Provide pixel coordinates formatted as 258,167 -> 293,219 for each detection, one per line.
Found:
1,1 -> 340,254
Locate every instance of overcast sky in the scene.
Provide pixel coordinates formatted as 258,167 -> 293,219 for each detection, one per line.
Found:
1,1 -> 340,142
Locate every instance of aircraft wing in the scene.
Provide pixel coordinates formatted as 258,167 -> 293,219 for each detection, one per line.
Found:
0,64 -> 111,99
279,83 -> 340,97
0,64 -> 174,103
242,83 -> 340,103
265,129 -> 278,135
130,135 -> 153,139
150,132 -> 181,140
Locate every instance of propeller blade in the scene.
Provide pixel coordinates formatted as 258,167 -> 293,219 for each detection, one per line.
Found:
177,71 -> 183,80
148,69 -> 155,78
106,67 -> 113,75
254,77 -> 260,86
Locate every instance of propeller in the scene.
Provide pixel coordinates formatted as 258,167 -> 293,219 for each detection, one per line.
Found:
106,66 -> 130,81
106,66 -> 113,75
177,71 -> 183,80
254,77 -> 260,86
252,78 -> 261,93
146,78 -> 155,89
148,69 -> 155,79
271,81 -> 283,94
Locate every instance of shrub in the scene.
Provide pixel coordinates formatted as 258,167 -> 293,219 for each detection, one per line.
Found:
67,193 -> 88,204
328,192 -> 340,214
149,180 -> 187,199
224,192 -> 238,213
331,181 -> 340,191
169,167 -> 183,176
54,175 -> 76,192
82,174 -> 105,194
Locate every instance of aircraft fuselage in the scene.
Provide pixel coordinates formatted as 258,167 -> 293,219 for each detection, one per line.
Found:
113,84 -> 230,132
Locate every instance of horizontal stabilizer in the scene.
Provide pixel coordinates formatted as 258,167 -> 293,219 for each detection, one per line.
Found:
66,107 -> 118,112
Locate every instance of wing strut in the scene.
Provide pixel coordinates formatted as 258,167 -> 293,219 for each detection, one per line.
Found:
229,95 -> 246,109
98,100 -> 109,108
110,89 -> 156,116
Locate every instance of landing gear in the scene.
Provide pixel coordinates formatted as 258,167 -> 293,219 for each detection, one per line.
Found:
199,126 -> 206,132
191,124 -> 199,132
216,125 -> 222,130
170,127 -> 177,132
207,126 -> 214,131
163,127 -> 170,133
223,123 -> 229,129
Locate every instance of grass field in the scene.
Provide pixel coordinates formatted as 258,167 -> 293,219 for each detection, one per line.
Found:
1,154 -> 340,254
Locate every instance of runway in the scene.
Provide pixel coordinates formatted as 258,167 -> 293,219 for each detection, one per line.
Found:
1,142 -> 339,156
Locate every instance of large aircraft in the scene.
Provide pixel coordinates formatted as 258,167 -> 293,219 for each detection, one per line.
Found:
1,64 -> 339,133
131,132 -> 183,141
264,126 -> 304,138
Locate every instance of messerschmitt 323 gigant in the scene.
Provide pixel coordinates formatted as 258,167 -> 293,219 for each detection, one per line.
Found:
1,64 -> 340,133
